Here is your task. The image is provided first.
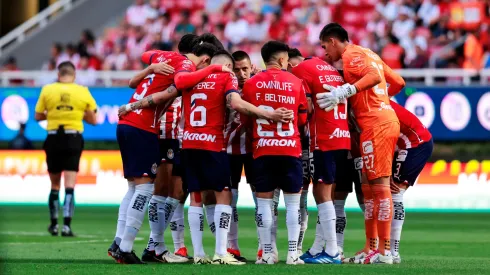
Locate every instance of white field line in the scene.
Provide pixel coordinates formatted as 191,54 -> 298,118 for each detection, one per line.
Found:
3,237 -> 143,245
0,231 -> 99,238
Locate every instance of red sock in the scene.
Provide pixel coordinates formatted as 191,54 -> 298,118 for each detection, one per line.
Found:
371,184 -> 393,255
361,184 -> 378,252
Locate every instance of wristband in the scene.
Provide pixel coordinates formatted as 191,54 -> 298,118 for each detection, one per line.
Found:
125,103 -> 132,112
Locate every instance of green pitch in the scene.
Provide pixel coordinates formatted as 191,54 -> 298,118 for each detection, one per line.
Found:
1,206 -> 490,274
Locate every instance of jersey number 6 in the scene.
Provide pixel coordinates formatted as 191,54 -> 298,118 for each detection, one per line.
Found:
190,93 -> 207,126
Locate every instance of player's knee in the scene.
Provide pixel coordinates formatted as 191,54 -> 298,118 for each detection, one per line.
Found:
202,190 -> 216,205
215,189 -> 232,205
313,183 -> 332,203
190,192 -> 203,207
51,182 -> 61,191
369,176 -> 390,186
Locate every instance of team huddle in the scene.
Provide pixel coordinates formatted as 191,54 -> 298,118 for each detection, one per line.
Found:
107,23 -> 433,265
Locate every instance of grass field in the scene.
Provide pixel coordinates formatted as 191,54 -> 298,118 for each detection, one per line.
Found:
1,206 -> 490,274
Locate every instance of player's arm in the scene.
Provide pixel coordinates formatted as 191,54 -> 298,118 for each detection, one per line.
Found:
383,61 -> 406,96
34,87 -> 47,121
128,61 -> 175,88
298,85 -> 308,127
118,85 -> 179,117
317,51 -> 381,111
174,64 -> 233,90
226,92 -> 293,123
83,87 -> 98,125
350,57 -> 381,93
301,81 -> 313,114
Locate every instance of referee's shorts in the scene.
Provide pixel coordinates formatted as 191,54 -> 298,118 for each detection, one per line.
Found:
43,127 -> 84,173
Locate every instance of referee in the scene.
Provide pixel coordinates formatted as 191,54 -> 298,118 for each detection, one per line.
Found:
34,61 -> 97,237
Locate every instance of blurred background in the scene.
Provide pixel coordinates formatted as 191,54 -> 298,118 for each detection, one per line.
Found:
0,0 -> 489,210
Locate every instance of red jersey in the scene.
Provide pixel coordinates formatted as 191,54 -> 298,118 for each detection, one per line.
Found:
391,100 -> 432,150
242,69 -> 308,159
119,51 -> 196,134
225,89 -> 252,155
159,96 -> 183,140
291,57 -> 350,152
182,72 -> 239,152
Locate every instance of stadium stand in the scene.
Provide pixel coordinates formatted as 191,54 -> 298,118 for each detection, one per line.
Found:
1,0 -> 490,86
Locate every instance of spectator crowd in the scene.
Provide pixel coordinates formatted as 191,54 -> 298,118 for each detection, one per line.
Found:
3,0 -> 490,80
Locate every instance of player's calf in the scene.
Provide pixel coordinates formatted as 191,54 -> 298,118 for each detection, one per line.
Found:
118,182 -> 153,256
108,181 -> 135,259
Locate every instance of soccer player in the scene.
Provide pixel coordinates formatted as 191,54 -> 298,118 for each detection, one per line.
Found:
288,48 -> 349,264
390,100 -> 433,264
111,43 -> 227,264
242,41 -> 308,265
316,23 -> 405,264
335,115 -> 365,258
221,50 -> 255,261
181,50 -> 292,264
140,34 -> 199,262
229,51 -> 283,262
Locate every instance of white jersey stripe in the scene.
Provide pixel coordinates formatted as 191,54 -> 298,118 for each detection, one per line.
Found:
399,133 -> 411,149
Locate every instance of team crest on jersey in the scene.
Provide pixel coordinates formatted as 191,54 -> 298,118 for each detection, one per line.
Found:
362,141 -> 373,154
167,149 -> 174,160
151,163 -> 158,174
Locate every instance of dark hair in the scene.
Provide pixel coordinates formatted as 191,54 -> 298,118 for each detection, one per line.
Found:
192,42 -> 218,58
66,43 -> 76,51
178,34 -> 199,54
48,58 -> 57,68
319,23 -> 349,42
198,33 -> 225,50
261,41 -> 290,63
288,48 -> 303,59
213,49 -> 235,68
53,42 -> 63,53
6,56 -> 16,65
232,50 -> 251,62
57,61 -> 76,76
82,29 -> 95,42
388,34 -> 399,44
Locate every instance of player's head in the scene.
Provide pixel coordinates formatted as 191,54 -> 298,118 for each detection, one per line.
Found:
211,50 -> 235,70
191,42 -> 218,69
261,41 -> 290,70
319,23 -> 350,62
57,61 -> 76,82
178,34 -> 199,54
197,33 -> 225,50
287,48 -> 304,72
232,50 -> 252,87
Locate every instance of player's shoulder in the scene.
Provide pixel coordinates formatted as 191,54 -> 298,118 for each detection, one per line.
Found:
348,44 -> 381,61
280,69 -> 302,83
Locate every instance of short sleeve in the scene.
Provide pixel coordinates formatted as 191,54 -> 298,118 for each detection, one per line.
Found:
298,82 -> 308,113
85,87 -> 97,111
35,86 -> 47,113
301,80 -> 312,98
141,50 -> 159,64
292,64 -> 315,96
224,74 -> 239,96
241,80 -> 252,102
